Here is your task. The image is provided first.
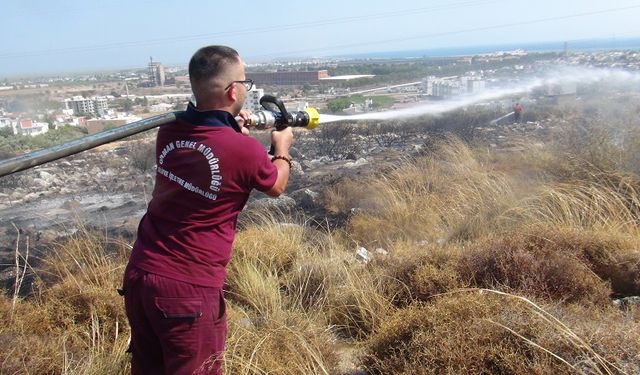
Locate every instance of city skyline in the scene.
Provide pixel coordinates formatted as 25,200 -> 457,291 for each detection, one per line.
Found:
2,0 -> 640,77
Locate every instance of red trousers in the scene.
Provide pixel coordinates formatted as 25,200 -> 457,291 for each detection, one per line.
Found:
123,265 -> 227,375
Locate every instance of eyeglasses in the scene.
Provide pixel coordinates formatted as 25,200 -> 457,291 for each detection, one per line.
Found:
224,79 -> 254,91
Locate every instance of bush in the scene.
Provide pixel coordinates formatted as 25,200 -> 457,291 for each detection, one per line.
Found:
127,140 -> 155,172
363,291 -> 640,375
457,229 -> 611,305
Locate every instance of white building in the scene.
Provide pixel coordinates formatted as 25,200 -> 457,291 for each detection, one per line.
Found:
16,118 -> 49,136
243,87 -> 264,112
65,96 -> 94,116
150,103 -> 174,113
64,96 -> 110,117
93,96 -> 109,117
423,76 -> 485,98
465,79 -> 486,93
431,80 -> 463,98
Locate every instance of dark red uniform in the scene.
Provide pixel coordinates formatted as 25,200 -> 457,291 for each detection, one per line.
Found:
123,103 -> 277,374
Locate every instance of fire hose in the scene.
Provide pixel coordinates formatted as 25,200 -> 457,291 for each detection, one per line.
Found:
0,95 -> 319,178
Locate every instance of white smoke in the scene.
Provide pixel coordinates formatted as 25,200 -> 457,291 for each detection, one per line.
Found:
318,66 -> 640,124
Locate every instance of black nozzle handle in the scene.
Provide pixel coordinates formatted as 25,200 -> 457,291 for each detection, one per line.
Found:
260,95 -> 290,131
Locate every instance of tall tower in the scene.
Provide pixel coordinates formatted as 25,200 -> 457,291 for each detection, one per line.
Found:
148,57 -> 165,87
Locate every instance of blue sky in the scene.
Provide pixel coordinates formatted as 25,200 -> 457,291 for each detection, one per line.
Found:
2,0 -> 640,77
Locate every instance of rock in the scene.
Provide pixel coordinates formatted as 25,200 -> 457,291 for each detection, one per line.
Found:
291,160 -> 304,176
62,199 -> 81,210
345,152 -> 358,160
613,296 -> 640,311
22,192 -> 39,202
344,158 -> 367,168
32,178 -> 49,188
291,188 -> 319,210
301,160 -> 315,170
97,168 -> 118,178
375,247 -> 388,256
355,246 -> 371,264
38,171 -> 55,182
289,146 -> 303,159
248,195 -> 296,211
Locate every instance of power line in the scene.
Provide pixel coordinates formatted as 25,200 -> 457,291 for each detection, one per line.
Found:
0,0 -> 500,59
247,5 -> 640,59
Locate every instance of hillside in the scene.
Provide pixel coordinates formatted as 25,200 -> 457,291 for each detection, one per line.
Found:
1,90 -> 640,374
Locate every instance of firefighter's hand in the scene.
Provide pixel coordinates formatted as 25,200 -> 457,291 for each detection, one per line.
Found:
271,127 -> 293,156
235,110 -> 251,136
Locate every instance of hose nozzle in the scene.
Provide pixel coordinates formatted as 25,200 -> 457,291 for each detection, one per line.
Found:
246,95 -> 319,130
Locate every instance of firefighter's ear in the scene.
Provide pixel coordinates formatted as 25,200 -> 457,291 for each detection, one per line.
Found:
226,83 -> 237,102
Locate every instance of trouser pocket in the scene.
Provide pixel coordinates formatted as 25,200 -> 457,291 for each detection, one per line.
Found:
155,297 -> 204,319
213,289 -> 226,324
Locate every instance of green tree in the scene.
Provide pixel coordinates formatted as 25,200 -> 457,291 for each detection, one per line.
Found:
326,97 -> 353,113
123,98 -> 134,111
0,127 -> 14,137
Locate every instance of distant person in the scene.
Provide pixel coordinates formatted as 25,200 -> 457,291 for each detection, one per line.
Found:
121,45 -> 294,374
513,102 -> 523,123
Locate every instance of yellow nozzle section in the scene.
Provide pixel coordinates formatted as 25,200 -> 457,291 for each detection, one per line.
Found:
304,107 -> 319,129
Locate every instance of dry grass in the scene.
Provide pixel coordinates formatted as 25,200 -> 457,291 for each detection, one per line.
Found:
224,304 -> 339,375
336,136 -> 516,247
363,290 -> 640,375
228,214 -> 396,339
502,178 -> 640,235
0,226 -> 130,375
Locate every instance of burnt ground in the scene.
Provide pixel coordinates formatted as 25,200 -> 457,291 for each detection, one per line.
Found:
0,118 -> 552,291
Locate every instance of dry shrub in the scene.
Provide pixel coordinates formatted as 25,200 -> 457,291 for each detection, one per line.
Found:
410,258 -> 463,302
224,305 -> 339,375
323,263 -> 395,339
233,222 -> 306,273
127,140 -> 155,172
229,215 -> 338,314
363,291 -> 640,375
505,178 -> 640,234
345,137 -> 515,247
534,228 -> 640,297
366,241 -> 463,306
321,178 -> 375,216
230,215 -> 397,339
283,252 -> 350,311
226,259 -> 283,318
35,227 -> 129,337
457,229 -> 611,305
0,227 -> 130,375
